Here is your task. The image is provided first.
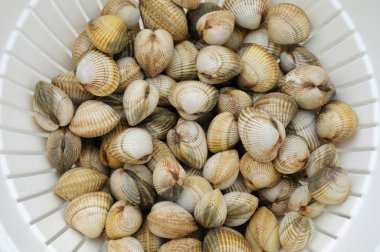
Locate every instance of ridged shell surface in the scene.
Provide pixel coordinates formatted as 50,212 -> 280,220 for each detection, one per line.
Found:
146,75 -> 177,106
187,2 -> 222,39
134,221 -> 165,252
72,31 -> 95,65
165,41 -> 198,81
158,238 -> 201,252
306,143 -> 339,177
204,227 -> 253,252
101,0 -> 140,29
78,144 -> 109,175
207,112 -> 239,153
217,87 -> 253,119
116,57 -> 144,93
140,107 -> 177,140
288,185 -> 325,218
194,189 -> 227,228
280,45 -> 321,73
108,237 -> 144,252
243,25 -> 282,59
224,192 -> 259,227
224,0 -> 269,29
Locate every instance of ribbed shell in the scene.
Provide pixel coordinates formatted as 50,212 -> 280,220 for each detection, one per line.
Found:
108,237 -> 144,252
140,0 -> 188,42
33,81 -> 74,131
266,3 -> 311,45
223,26 -> 248,52
69,100 -> 120,138
140,107 -> 177,140
238,107 -> 286,162
224,0 -> 268,29
203,150 -> 240,190
309,167 -> 351,205
72,31 -> 95,65
86,15 -> 128,54
116,57 -> 144,93
146,138 -> 176,172
146,75 -> 177,106
243,25 -> 282,59
47,128 -> 81,174
196,10 -> 235,45
78,144 -> 109,175
280,45 -> 321,73
75,50 -> 120,96
224,192 -> 259,227
64,192 -> 113,238
184,167 -> 203,177
54,168 -> 107,201
223,174 -> 253,194
194,189 -> 227,228
238,44 -> 280,92
134,221 -> 165,252
316,100 -> 357,144
101,0 -> 140,29
306,143 -> 339,177
187,2 -> 222,39
134,29 -> 174,78
147,201 -> 199,239
52,71 -> 94,105
254,92 -> 298,127
123,80 -> 159,126
165,41 -> 198,81
159,238 -> 202,252
168,81 -> 218,120
167,121 -> 208,169
217,87 -> 253,119
279,212 -> 315,252
116,28 -> 140,58
97,93 -> 126,120
105,200 -> 143,239
288,185 -> 325,218
240,153 -> 281,190
207,112 -> 239,153
245,207 -> 280,252
204,227 -> 253,252
172,0 -> 200,10
197,45 -> 243,84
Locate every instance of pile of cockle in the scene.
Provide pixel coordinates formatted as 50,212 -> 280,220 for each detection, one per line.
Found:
32,0 -> 356,251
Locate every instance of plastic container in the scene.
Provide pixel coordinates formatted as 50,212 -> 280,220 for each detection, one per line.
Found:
0,0 -> 379,251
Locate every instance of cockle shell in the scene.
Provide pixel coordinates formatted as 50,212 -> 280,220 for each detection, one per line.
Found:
75,50 -> 120,96
194,189 -> 227,228
316,100 -> 357,144
69,100 -> 120,138
238,44 -> 280,92
266,3 -> 311,45
101,0 -> 140,29
108,237 -> 144,252
97,93 -> 126,120
238,107 -> 286,162
116,57 -> 144,93
47,128 -> 81,174
197,45 -> 243,84
168,81 -> 218,120
243,25 -> 282,59
172,0 -> 200,10
306,143 -> 339,178
288,185 -> 325,218
33,81 -> 74,131
223,174 -> 253,194
280,45 -> 321,73
223,26 -> 248,52
123,80 -> 159,126
167,121 -> 208,169
134,221 -> 165,252
187,2 -> 222,39
64,192 -> 113,238
72,31 -> 95,65
115,28 -> 140,59
140,107 -> 177,140
205,227 -> 253,252
146,138 -> 176,172
147,201 -> 199,239
202,150 -> 240,190
140,0 -> 188,42
217,87 -> 253,119
146,75 -> 177,106
134,29 -> 174,78
184,167 -> 203,177
224,192 -> 259,227
158,238 -> 202,252
78,144 -> 109,175
207,112 -> 239,153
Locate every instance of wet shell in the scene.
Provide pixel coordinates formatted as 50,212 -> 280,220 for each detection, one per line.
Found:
288,185 -> 325,218
69,100 -> 120,138
197,45 -> 243,84
108,128 -> 153,164
224,192 -> 259,227
253,92 -> 298,127
279,212 -> 315,252
204,226 -> 253,252
309,167 -> 351,205
245,207 -> 280,252
52,72 -> 94,105
108,237 -> 144,252
86,15 -> 128,54
47,128 -> 81,174
134,29 -> 174,78
196,10 -> 235,45
101,0 -> 140,29
203,150 -> 240,190
316,100 -> 357,144
106,200 -> 143,239
146,138 -> 176,172
147,201 -> 199,239
33,81 -> 75,131
194,189 -> 227,228
238,107 -> 286,162
159,238 -> 201,252
217,87 -> 253,119
167,121 -> 208,169
116,57 -> 144,93
78,144 -> 109,175
266,3 -> 311,45
240,153 -> 281,190
140,107 -> 177,140
224,0 -> 268,30
223,26 -> 248,52
72,31 -> 95,65
273,135 -> 310,174
168,81 -> 218,120
287,109 -> 321,151
97,93 -> 126,120
237,44 -> 280,92
207,112 -> 239,153
64,192 -> 113,238
306,143 -> 339,177
123,80 -> 159,126
280,45 -> 321,73
165,41 -> 198,81
223,174 -> 253,194
187,2 -> 222,39
243,25 -> 282,59
54,168 -> 107,201
146,75 -> 177,106
75,50 -> 120,96
280,65 -> 336,110
175,175 -> 213,214
140,0 -> 188,42
172,0 -> 200,10
134,221 -> 165,252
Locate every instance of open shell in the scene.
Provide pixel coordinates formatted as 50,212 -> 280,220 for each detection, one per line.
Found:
207,112 -> 239,153
194,189 -> 227,228
224,192 -> 259,227
205,227 -> 253,252
108,237 -> 144,252
217,87 -> 253,119
146,75 -> 177,107
224,0 -> 268,29
101,0 -> 140,29
158,238 -> 202,252
116,57 -> 144,93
